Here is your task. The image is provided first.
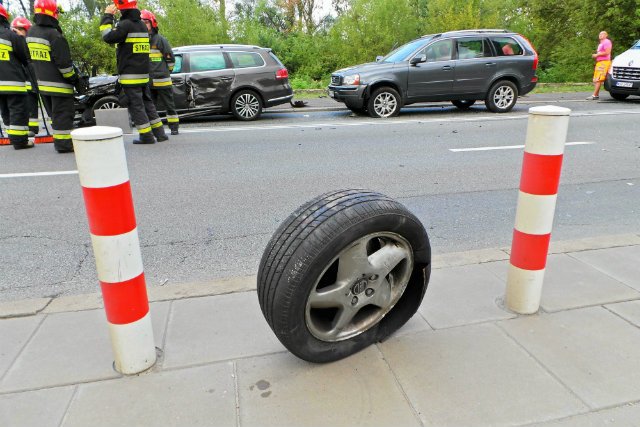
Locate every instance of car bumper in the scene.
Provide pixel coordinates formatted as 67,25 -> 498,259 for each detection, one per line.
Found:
605,75 -> 640,94
327,84 -> 368,109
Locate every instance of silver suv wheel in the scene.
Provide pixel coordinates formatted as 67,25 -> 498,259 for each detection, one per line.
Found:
485,80 -> 518,113
367,87 -> 401,118
231,90 -> 263,121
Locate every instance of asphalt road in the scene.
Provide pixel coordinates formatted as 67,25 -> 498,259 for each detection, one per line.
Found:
1,93 -> 639,301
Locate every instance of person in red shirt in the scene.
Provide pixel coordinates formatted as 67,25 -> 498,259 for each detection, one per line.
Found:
587,31 -> 612,100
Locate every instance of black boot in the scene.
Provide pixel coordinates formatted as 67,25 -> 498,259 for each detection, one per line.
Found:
133,132 -> 156,144
169,123 -> 179,135
152,126 -> 169,142
14,140 -> 35,150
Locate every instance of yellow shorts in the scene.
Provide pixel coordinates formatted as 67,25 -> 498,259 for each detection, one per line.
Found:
593,61 -> 611,82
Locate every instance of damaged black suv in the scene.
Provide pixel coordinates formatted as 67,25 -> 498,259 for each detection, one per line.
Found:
75,44 -> 293,124
328,29 -> 538,117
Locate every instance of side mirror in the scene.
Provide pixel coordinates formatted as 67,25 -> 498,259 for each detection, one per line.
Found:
410,55 -> 426,66
375,56 -> 384,62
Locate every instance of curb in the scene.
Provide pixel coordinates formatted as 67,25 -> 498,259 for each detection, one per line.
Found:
2,233 -> 638,319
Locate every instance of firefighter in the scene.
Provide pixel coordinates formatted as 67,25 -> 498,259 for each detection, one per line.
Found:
101,0 -> 168,144
11,17 -> 40,137
141,9 -> 179,135
0,5 -> 32,150
27,0 -> 77,153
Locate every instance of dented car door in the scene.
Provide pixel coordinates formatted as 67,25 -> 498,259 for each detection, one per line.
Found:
185,51 -> 235,110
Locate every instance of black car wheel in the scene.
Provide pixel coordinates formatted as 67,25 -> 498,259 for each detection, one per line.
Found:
452,100 -> 476,109
367,87 -> 401,118
610,92 -> 629,101
231,90 -> 263,121
258,189 -> 431,363
485,80 -> 518,113
91,95 -> 121,117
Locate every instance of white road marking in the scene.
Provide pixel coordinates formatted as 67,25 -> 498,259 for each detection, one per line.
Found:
179,108 -> 640,134
0,170 -> 78,179
450,141 -> 595,152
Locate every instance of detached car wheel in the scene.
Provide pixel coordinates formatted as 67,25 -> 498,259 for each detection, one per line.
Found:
231,90 -> 263,121
367,87 -> 401,118
452,99 -> 476,109
257,189 -> 431,363
485,80 -> 518,112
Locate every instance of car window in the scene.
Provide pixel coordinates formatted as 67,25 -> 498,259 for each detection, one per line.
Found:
422,40 -> 452,62
171,55 -> 183,74
228,52 -> 265,68
189,52 -> 227,72
382,38 -> 431,63
456,38 -> 488,59
490,37 -> 524,56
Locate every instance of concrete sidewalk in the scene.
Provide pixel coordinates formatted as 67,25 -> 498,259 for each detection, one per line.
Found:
1,234 -> 640,427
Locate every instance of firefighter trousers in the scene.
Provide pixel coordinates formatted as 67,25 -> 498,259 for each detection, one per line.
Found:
41,95 -> 75,152
151,86 -> 179,132
0,93 -> 29,148
122,85 -> 167,143
27,91 -> 40,135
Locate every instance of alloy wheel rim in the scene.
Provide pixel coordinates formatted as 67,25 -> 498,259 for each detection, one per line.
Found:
305,232 -> 414,342
235,93 -> 260,118
98,102 -> 119,109
373,93 -> 397,117
494,86 -> 515,109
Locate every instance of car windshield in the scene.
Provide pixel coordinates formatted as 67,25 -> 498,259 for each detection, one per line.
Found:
381,38 -> 431,63
633,40 -> 640,49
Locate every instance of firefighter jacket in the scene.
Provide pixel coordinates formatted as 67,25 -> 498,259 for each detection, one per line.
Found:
26,15 -> 77,97
100,9 -> 150,87
149,31 -> 175,89
0,20 -> 30,94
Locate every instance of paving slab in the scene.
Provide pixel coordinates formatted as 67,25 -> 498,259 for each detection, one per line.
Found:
569,245 -> 640,291
63,363 -> 235,427
236,346 -> 421,427
605,300 -> 640,327
0,303 -> 170,393
0,316 -> 42,379
0,386 -> 75,427
163,291 -> 285,369
483,254 -> 640,312
529,402 -> 640,426
499,306 -> 640,409
418,263 -> 515,329
378,323 -> 586,426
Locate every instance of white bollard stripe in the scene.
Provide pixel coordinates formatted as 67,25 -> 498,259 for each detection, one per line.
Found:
514,192 -> 558,235
505,265 -> 547,314
523,109 -> 570,156
73,131 -> 129,188
90,228 -> 144,283
108,312 -> 156,374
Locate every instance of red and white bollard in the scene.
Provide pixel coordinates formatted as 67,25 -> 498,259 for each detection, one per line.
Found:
72,126 -> 156,374
505,106 -> 571,314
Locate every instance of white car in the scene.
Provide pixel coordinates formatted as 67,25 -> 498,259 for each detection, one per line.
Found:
605,40 -> 640,100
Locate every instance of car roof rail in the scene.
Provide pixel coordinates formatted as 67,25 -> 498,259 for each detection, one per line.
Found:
442,29 -> 509,35
174,44 -> 263,51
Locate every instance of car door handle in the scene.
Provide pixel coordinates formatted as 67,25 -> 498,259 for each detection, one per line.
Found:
485,62 -> 497,66
442,65 -> 452,71
220,76 -> 234,81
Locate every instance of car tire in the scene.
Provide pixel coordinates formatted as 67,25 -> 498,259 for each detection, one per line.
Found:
610,92 -> 629,101
257,189 -> 431,363
91,95 -> 121,118
231,90 -> 263,121
367,87 -> 401,118
452,100 -> 476,109
485,80 -> 518,113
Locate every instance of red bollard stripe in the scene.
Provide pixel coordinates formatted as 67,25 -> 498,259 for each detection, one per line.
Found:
519,152 -> 564,196
100,273 -> 150,324
82,182 -> 137,236
510,229 -> 551,271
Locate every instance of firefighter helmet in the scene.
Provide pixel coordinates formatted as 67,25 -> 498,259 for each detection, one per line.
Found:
11,17 -> 32,32
140,10 -> 158,28
34,0 -> 60,19
113,0 -> 138,10
0,4 -> 8,20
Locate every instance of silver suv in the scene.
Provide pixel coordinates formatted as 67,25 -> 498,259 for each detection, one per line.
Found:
328,29 -> 538,117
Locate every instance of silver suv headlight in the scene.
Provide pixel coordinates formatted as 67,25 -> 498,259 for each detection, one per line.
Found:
343,74 -> 360,85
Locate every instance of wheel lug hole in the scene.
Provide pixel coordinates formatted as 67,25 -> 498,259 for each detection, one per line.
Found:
369,274 -> 378,281
365,288 -> 374,297
351,296 -> 358,306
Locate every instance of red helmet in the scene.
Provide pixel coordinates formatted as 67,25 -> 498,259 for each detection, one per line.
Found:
34,0 -> 60,19
113,0 -> 138,10
0,4 -> 8,20
11,17 -> 32,32
140,10 -> 158,28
